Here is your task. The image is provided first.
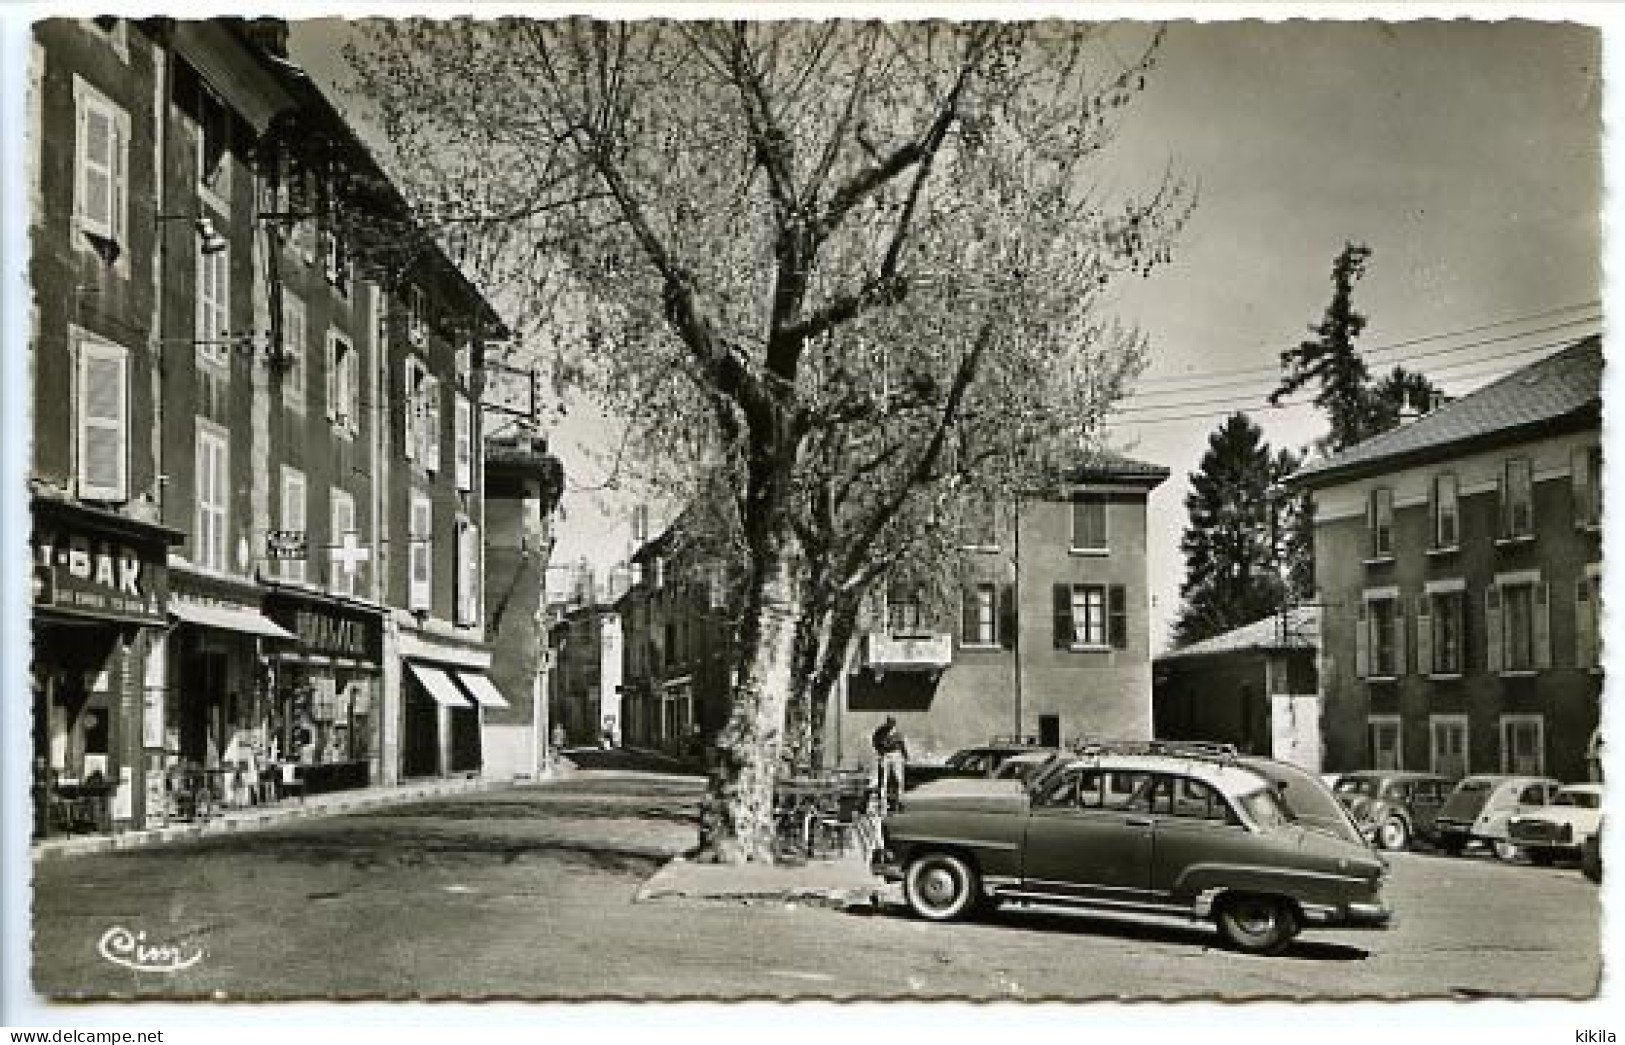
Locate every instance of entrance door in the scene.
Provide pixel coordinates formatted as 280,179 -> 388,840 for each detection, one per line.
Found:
181,649 -> 228,763
1021,767 -> 1154,899
1038,714 -> 1060,748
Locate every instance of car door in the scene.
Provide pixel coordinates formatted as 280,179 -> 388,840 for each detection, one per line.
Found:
1147,775 -> 1249,899
1021,768 -> 1155,901
1409,780 -> 1446,834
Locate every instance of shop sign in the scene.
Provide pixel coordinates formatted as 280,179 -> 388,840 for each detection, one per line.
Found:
31,525 -> 167,624
264,592 -> 382,664
266,530 -> 308,561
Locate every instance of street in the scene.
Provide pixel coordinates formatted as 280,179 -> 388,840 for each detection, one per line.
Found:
31,768 -> 1601,1001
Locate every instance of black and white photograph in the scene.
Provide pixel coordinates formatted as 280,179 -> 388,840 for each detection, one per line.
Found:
1,2 -> 1612,1020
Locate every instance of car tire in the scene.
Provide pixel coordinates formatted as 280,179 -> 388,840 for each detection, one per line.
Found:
1215,894 -> 1300,955
1581,841 -> 1602,884
903,851 -> 979,922
1378,815 -> 1411,852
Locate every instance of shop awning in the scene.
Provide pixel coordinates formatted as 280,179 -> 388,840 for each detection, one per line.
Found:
408,662 -> 472,708
455,671 -> 511,709
170,601 -> 296,640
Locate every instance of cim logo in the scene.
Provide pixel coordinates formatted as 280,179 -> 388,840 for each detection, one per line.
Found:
97,926 -> 204,974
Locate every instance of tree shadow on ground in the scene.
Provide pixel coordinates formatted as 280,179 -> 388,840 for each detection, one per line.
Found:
364,798 -> 699,825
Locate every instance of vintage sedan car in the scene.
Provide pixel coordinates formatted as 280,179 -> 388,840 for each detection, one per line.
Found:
1432,774 -> 1561,858
991,750 -> 1064,785
905,744 -> 1050,790
1238,756 -> 1366,847
1507,784 -> 1604,865
873,751 -> 1391,954
1329,771 -> 1455,851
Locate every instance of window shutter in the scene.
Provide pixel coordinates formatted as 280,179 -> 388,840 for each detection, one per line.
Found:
325,335 -> 338,421
453,515 -> 469,625
1576,579 -> 1597,669
424,377 -> 441,474
1416,595 -> 1433,677
464,521 -> 480,627
1496,474 -> 1507,538
998,583 -> 1016,650
1355,601 -> 1370,678
960,585 -> 978,645
1533,581 -> 1550,669
1393,598 -> 1408,676
77,341 -> 127,500
1572,446 -> 1594,528
402,359 -> 417,460
78,100 -> 114,236
1108,584 -> 1128,650
110,111 -> 126,241
1485,586 -> 1503,673
1052,584 -> 1071,650
454,396 -> 472,491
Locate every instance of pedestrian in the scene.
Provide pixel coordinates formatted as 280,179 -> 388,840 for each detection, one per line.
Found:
872,716 -> 909,812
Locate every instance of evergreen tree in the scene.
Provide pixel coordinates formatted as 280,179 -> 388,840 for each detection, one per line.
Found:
1174,413 -> 1292,647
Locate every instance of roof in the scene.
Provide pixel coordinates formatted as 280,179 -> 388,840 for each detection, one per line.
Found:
1054,448 -> 1171,487
1293,336 -> 1601,487
1159,608 -> 1319,663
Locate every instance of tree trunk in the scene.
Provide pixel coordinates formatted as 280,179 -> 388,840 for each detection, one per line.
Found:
805,593 -> 860,771
701,540 -> 802,864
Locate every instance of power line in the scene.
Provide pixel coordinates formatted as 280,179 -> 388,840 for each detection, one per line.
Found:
1128,300 -> 1600,392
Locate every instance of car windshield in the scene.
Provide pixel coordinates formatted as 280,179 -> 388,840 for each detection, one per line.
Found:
1238,786 -> 1293,831
945,750 -> 987,771
1334,776 -> 1377,797
1555,791 -> 1601,810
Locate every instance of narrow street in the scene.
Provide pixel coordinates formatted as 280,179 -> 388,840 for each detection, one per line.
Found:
31,768 -> 1600,1001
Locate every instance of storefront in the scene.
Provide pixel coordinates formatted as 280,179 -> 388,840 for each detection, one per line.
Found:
263,584 -> 385,795
397,631 -> 506,779
29,498 -> 181,835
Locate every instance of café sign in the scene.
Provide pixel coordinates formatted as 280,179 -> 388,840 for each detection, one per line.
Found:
31,526 -> 168,624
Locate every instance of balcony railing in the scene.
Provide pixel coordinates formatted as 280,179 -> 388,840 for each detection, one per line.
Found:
863,631 -> 953,676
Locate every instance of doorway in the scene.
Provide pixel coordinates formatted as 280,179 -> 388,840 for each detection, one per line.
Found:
1039,714 -> 1060,748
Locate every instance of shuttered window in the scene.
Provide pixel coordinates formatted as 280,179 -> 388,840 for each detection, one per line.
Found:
1573,445 -> 1602,529
196,242 -> 231,367
195,81 -> 231,205
280,467 -> 306,584
402,357 -> 422,460
327,331 -> 358,434
1053,583 -> 1126,650
422,376 -> 441,472
1501,457 -> 1534,538
409,493 -> 432,611
281,292 -> 306,410
1369,487 -> 1395,557
1576,574 -> 1601,669
454,394 -> 472,491
73,78 -> 127,245
76,336 -> 128,501
329,488 -> 358,597
194,423 -> 229,574
407,286 -> 428,347
454,514 -> 479,627
1070,495 -> 1107,551
962,583 -> 997,646
1432,473 -> 1458,548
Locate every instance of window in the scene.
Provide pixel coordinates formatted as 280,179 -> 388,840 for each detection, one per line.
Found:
322,230 -> 349,295
1501,457 -> 1533,539
454,394 -> 472,491
194,423 -> 229,574
962,583 -> 997,646
1418,586 -> 1464,676
1358,592 -> 1404,679
281,292 -> 306,410
403,357 -> 426,461
75,335 -> 128,502
418,374 -> 442,472
1070,495 -> 1107,551
1500,715 -> 1544,776
84,17 -> 128,61
196,242 -> 231,368
1368,487 -> 1394,558
1432,473 -> 1459,548
886,587 -> 923,634
329,488 -> 357,597
195,82 -> 231,208
1576,571 -> 1601,669
1573,445 -> 1602,529
280,467 -> 306,584
409,493 -> 432,611
1487,575 -> 1548,674
1368,715 -> 1402,771
1071,584 -> 1107,647
454,515 -> 480,627
407,286 -> 428,347
1430,715 -> 1468,778
326,332 -> 358,435
72,77 -> 128,250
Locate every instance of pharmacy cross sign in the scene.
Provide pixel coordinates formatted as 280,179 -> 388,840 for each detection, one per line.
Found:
329,531 -> 371,577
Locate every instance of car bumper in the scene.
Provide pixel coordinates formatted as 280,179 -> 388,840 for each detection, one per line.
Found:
1301,896 -> 1394,930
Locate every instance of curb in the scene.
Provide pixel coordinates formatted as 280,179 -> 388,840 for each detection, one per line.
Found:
31,776 -> 502,863
634,855 -> 886,910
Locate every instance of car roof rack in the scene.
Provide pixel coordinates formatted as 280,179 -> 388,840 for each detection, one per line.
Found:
1067,738 -> 1241,766
989,735 -> 1047,747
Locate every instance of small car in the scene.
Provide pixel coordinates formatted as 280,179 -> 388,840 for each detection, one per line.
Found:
1507,784 -> 1604,865
1329,771 -> 1455,851
1432,774 -> 1561,858
873,750 -> 1391,954
905,744 -> 1047,790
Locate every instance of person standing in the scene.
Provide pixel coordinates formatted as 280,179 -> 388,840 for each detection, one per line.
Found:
872,716 -> 909,811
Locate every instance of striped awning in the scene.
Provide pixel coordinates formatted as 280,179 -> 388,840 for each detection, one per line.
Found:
455,672 -> 511,709
408,662 -> 471,708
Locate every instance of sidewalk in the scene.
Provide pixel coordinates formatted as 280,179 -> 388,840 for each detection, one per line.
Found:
636,851 -> 888,909
31,774 -> 503,863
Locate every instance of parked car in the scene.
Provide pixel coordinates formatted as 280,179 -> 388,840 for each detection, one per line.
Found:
991,750 -> 1063,785
873,750 -> 1391,954
1432,775 -> 1561,858
1240,757 -> 1367,847
1328,771 -> 1455,851
1580,821 -> 1603,883
1507,784 -> 1604,865
905,743 -> 1048,790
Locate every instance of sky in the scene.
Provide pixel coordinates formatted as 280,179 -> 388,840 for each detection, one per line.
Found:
289,14 -> 1603,649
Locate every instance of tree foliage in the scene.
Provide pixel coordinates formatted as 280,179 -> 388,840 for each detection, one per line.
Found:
345,19 -> 1193,861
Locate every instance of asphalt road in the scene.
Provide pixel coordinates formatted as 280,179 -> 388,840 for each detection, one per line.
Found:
29,767 -> 1601,1001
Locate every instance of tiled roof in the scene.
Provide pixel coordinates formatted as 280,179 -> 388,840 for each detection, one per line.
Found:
1293,336 -> 1602,485
1055,448 -> 1171,485
1158,607 -> 1319,662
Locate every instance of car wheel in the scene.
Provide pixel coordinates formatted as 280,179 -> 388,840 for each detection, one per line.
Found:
1378,815 -> 1411,852
1493,840 -> 1521,862
903,852 -> 979,922
1215,894 -> 1301,955
1581,841 -> 1602,884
